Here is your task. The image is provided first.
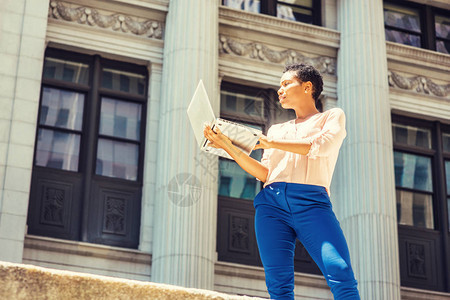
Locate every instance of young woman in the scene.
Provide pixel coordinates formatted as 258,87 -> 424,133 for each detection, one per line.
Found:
204,63 -> 360,300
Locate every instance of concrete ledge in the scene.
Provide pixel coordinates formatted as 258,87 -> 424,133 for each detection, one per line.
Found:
0,262 -> 264,300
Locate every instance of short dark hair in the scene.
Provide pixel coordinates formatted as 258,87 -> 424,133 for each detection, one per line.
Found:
283,63 -> 323,103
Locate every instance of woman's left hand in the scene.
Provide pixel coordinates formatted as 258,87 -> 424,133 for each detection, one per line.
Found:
253,134 -> 272,150
203,125 -> 233,150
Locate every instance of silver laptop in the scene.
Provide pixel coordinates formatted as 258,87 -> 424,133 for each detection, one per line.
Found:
187,80 -> 262,160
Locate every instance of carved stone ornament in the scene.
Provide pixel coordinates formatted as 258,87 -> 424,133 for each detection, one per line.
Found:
388,70 -> 450,99
219,35 -> 336,75
48,1 -> 163,39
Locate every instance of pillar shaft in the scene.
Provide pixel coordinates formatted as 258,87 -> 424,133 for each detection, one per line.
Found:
0,0 -> 47,263
151,0 -> 219,289
335,0 -> 401,298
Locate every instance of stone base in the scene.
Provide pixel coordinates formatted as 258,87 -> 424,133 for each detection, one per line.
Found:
0,262 -> 264,300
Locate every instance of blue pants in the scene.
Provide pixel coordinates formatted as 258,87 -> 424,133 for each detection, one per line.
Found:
254,182 -> 360,300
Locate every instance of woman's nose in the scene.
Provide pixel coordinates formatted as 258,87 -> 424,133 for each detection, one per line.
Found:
277,88 -> 283,96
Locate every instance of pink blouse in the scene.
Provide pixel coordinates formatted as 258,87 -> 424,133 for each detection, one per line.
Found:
258,107 -> 347,196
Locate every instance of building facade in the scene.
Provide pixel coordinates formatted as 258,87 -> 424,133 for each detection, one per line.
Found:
0,0 -> 449,299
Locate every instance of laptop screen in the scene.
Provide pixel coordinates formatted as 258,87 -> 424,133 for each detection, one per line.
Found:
186,80 -> 216,147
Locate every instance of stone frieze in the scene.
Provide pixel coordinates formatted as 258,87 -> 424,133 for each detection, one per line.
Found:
388,71 -> 450,99
219,35 -> 336,75
48,1 -> 163,39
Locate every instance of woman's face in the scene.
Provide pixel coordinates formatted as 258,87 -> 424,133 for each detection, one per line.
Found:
277,71 -> 305,109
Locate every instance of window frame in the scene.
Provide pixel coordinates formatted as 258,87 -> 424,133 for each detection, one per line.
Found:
439,122 -> 450,234
28,48 -> 148,248
222,0 -> 322,26
383,0 -> 450,53
431,8 -> 450,54
392,113 -> 450,292
384,1 -> 426,48
392,115 -> 438,231
218,82 -> 268,201
275,0 -> 321,26
37,49 -> 93,174
94,57 -> 148,183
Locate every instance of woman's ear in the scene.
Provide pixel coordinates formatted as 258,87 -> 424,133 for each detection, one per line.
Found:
305,81 -> 313,93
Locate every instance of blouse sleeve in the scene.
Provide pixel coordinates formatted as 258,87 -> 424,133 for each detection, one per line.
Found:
256,126 -> 274,182
307,108 -> 347,159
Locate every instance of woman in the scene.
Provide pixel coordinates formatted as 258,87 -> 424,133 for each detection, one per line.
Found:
204,63 -> 360,300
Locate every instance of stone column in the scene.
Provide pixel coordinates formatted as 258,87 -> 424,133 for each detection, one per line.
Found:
139,63 -> 163,255
335,0 -> 401,298
151,0 -> 219,289
0,0 -> 48,262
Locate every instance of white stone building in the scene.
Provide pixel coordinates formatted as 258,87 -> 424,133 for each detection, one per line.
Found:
0,0 -> 449,299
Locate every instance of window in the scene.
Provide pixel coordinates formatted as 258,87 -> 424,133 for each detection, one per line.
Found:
393,123 -> 434,229
435,14 -> 450,54
277,0 -> 317,24
383,1 -> 450,54
392,115 -> 450,292
443,132 -> 450,232
218,89 -> 265,201
223,0 -> 260,13
384,3 -> 422,48
27,49 -> 148,249
223,0 -> 321,26
217,82 -> 326,275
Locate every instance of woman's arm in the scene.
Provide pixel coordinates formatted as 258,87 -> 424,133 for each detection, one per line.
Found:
255,137 -> 311,156
204,125 -> 269,182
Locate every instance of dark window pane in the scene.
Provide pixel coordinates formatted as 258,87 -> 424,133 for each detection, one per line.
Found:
102,71 -> 113,89
394,151 -> 432,192
102,68 -> 146,95
219,123 -> 263,200
225,94 -> 237,111
219,150 -> 262,200
396,189 -> 434,229
448,198 -> 450,232
220,90 -> 264,118
277,2 -> 313,23
35,129 -> 80,171
40,87 -> 84,131
120,75 -> 130,92
223,0 -> 260,13
96,139 -> 139,181
436,39 -> 450,54
435,15 -> 450,39
63,67 -> 74,82
385,28 -> 421,47
384,4 -> 421,33
392,123 -> 431,149
445,160 -> 450,194
99,97 -> 142,141
443,133 -> 450,153
43,57 -> 89,84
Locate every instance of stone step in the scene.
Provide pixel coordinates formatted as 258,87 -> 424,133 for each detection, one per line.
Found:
0,261 -> 265,300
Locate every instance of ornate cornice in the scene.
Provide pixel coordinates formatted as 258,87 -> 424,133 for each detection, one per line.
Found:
219,6 -> 340,48
388,70 -> 450,99
48,1 -> 163,39
219,35 -> 336,75
386,42 -> 450,70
